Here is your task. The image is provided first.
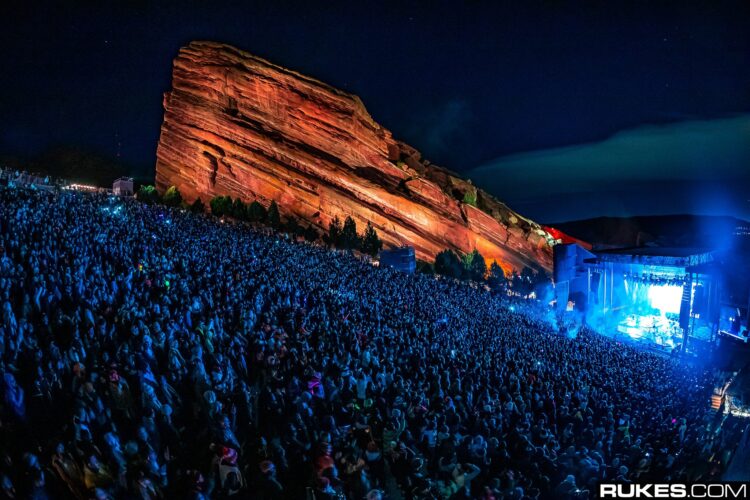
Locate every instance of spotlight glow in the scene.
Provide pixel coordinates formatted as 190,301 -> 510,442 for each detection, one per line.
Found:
647,284 -> 682,314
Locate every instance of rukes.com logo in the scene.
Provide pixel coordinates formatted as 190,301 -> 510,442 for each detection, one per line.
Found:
599,483 -> 749,498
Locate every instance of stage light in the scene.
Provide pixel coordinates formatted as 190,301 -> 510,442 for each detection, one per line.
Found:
647,284 -> 682,314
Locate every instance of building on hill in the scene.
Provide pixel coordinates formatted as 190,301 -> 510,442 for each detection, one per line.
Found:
113,177 -> 134,196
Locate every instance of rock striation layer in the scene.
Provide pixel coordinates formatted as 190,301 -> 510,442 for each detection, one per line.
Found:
156,41 -> 555,272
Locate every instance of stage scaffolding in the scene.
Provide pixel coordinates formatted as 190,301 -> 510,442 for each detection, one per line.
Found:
553,245 -> 720,353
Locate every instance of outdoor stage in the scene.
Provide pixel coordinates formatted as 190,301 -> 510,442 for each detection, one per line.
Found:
554,245 -> 718,352
615,313 -> 682,348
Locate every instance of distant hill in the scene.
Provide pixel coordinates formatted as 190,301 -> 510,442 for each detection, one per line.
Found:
547,214 -> 748,249
0,146 -> 152,188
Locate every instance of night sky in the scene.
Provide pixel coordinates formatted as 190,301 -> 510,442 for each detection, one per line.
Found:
1,1 -> 748,221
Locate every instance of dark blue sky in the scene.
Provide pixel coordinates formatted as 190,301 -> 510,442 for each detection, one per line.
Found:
1,1 -> 748,220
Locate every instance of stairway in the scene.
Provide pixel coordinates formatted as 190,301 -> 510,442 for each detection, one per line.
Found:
711,393 -> 723,411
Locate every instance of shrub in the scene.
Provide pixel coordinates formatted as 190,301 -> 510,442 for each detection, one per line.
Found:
136,185 -> 160,204
416,260 -> 435,275
462,189 -> 477,207
209,195 -> 233,217
162,185 -> 183,207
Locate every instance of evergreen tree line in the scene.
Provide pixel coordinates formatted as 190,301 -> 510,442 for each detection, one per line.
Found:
424,248 -> 550,298
136,184 -> 382,255
324,216 -> 383,257
137,186 -> 544,282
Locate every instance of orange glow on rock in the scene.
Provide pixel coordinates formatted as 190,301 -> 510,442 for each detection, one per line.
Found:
156,41 -> 556,272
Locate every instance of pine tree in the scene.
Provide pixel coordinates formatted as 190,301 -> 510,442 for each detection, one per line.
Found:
340,216 -> 360,250
434,249 -> 463,279
285,216 -> 303,237
247,200 -> 267,222
231,198 -> 247,220
304,225 -> 319,242
326,216 -> 342,247
462,249 -> 487,282
487,262 -> 507,294
189,198 -> 205,213
360,222 -> 383,257
267,200 -> 281,229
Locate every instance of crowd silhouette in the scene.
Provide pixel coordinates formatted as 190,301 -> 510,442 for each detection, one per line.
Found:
0,186 -> 738,499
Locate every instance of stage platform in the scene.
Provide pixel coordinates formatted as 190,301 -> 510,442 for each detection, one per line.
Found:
615,314 -> 682,349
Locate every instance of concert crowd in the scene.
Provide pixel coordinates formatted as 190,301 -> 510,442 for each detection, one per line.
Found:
0,186 -> 738,499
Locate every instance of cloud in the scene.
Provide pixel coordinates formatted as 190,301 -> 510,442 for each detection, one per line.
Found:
408,99 -> 472,157
467,115 -> 750,220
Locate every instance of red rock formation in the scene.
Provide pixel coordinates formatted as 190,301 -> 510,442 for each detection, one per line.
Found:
155,41 -> 555,272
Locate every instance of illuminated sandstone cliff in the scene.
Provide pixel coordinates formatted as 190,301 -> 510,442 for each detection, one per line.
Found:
155,41 -> 555,271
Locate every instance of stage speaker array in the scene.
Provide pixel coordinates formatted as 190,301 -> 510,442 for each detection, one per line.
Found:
692,284 -> 706,316
679,275 -> 692,329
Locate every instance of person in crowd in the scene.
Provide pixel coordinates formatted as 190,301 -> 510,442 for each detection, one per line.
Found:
0,184 -> 740,499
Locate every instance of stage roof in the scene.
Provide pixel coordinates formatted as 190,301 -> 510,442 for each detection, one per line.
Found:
584,246 -> 714,268
594,246 -> 711,257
